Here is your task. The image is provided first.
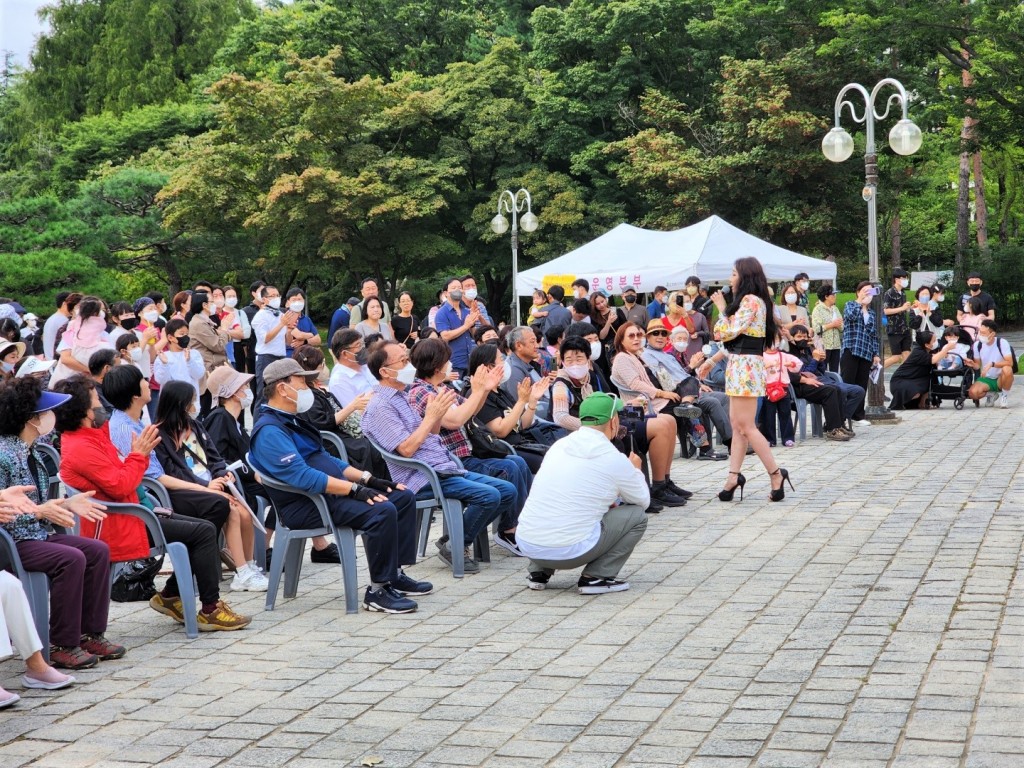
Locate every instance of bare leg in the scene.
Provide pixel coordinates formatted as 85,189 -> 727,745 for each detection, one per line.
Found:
224,505 -> 245,569
646,413 -> 677,482
238,508 -> 255,562
726,396 -> 779,490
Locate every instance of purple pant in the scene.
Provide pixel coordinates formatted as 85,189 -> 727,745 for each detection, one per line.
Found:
16,534 -> 111,648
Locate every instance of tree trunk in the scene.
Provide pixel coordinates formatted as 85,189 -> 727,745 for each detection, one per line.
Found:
889,210 -> 902,268
998,170 -> 1009,244
972,150 -> 988,253
956,55 -> 975,280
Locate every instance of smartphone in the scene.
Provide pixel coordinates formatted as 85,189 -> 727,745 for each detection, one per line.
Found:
869,286 -> 880,296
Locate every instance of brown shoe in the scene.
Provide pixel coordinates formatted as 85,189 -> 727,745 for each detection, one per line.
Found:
149,593 -> 185,624
197,601 -> 252,632
80,634 -> 126,661
824,428 -> 850,442
49,645 -> 99,670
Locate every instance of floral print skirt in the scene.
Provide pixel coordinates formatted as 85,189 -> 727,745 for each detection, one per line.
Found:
725,353 -> 766,398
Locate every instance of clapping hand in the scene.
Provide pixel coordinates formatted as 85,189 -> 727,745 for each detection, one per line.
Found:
424,387 -> 458,425
63,491 -> 107,523
130,424 -> 161,455
516,377 -> 532,403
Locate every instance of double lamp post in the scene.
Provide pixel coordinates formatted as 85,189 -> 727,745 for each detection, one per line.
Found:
822,77 -> 922,416
490,188 -> 538,325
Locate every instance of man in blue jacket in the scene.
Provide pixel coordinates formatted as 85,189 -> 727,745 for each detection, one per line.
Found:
249,359 -> 429,614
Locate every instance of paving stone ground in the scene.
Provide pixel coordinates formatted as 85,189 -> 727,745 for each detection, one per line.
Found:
1,400 -> 1022,767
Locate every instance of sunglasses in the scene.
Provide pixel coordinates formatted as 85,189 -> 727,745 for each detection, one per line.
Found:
647,330 -> 669,337
624,333 -> 645,340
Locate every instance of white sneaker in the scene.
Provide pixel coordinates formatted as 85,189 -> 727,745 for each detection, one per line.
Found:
852,419 -> 871,427
230,564 -> 269,592
985,393 -> 997,407
998,392 -> 1009,409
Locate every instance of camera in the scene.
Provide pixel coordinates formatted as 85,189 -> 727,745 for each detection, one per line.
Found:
621,405 -> 646,420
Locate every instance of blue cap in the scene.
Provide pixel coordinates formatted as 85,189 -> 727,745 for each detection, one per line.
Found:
34,390 -> 72,413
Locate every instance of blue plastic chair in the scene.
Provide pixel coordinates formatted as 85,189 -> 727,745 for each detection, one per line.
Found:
246,454 -> 360,614
318,431 -> 349,463
64,486 -> 199,639
0,528 -> 51,661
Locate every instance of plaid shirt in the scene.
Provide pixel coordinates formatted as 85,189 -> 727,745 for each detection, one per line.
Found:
361,383 -> 463,493
408,380 -> 471,459
842,301 -> 879,361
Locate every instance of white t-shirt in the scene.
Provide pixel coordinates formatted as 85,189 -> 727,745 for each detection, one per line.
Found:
252,307 -> 286,357
975,337 -> 1011,374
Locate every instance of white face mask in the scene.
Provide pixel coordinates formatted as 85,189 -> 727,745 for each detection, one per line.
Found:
129,347 -> 144,363
443,361 -> 453,379
238,389 -> 253,409
919,295 -> 930,304
225,296 -> 238,308
99,311 -> 106,321
683,302 -> 693,312
564,363 -> 589,380
0,361 -> 13,374
500,360 -> 512,384
785,293 -> 797,304
799,281 -> 809,291
143,310 -> 159,324
672,341 -> 688,353
288,301 -> 305,313
214,299 -> 225,309
935,294 -> 945,302
899,278 -> 909,288
464,289 -> 477,301
268,297 -> 282,310
393,362 -> 417,386
287,383 -> 314,413
589,341 -> 602,361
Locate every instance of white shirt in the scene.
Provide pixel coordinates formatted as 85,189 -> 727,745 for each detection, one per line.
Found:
42,312 -> 68,360
252,307 -> 286,357
153,349 -> 206,408
329,363 -> 377,406
516,427 -> 650,558
975,337 -> 1011,373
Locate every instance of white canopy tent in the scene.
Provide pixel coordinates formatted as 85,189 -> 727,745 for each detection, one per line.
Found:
516,215 -> 837,296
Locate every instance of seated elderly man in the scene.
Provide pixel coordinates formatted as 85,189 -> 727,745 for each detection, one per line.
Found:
783,327 -> 853,441
249,358 -> 428,614
789,325 -> 867,430
517,393 -> 649,594
641,319 -> 729,460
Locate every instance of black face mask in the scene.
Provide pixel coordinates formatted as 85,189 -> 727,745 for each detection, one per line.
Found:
355,349 -> 368,365
968,284 -> 982,292
792,340 -> 809,350
121,317 -> 138,331
175,335 -> 190,348
623,295 -> 636,305
92,407 -> 110,428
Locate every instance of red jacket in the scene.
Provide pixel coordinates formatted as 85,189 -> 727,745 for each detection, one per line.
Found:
59,424 -> 151,561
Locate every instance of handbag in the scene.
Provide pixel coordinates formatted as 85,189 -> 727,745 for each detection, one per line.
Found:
765,351 -> 788,403
464,417 -> 512,459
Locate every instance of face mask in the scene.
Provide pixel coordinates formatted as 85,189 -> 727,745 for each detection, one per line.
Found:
225,296 -> 238,309
268,297 -> 282,309
683,302 -> 693,312
564,364 -> 589,380
672,341 -> 688,353
980,334 -> 993,345
899,278 -> 909,288
29,410 -> 54,437
214,299 -> 225,309
26,319 -> 37,328
443,361 -> 453,378
785,294 -> 797,304
936,294 -> 945,302
623,295 -> 636,305
589,341 -> 602,361
91,407 -> 110,428
686,286 -> 698,297
143,310 -> 159,324
392,362 -> 417,386
238,389 -> 254,409
464,289 -> 477,301
793,339 -> 809,349
129,347 -> 143,363
288,301 -> 305,313
121,317 -> 138,331
449,290 -> 463,303
799,281 -> 809,291
969,284 -> 982,292
175,335 -> 190,348
919,295 -> 930,304
0,361 -> 13,374
500,360 -> 512,384
286,384 -> 315,413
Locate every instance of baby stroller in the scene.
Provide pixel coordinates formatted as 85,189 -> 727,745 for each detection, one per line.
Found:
930,326 -> 976,409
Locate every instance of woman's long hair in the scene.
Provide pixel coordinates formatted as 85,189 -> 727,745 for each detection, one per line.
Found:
155,380 -> 196,442
724,257 -> 776,342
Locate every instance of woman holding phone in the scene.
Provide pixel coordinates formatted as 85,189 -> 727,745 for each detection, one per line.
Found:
839,281 -> 881,423
697,257 -> 791,502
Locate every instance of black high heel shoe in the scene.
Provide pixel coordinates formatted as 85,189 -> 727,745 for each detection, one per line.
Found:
769,467 -> 794,502
718,471 -> 746,501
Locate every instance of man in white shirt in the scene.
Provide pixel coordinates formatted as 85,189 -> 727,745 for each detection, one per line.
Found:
516,392 -> 650,594
251,285 -> 297,402
966,319 -> 1014,408
42,292 -> 77,360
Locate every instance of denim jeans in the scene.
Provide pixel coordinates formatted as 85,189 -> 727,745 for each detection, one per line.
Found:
462,455 -> 532,530
822,372 -> 865,420
416,470 -> 514,547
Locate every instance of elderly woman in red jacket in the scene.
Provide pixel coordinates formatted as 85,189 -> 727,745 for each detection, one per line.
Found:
53,375 -> 250,632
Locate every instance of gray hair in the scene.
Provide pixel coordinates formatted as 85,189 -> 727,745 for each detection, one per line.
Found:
505,326 -> 534,353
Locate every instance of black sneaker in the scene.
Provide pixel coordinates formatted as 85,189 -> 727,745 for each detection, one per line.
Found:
310,543 -> 340,564
392,571 -> 433,595
577,575 -> 630,595
673,404 -> 702,420
698,450 -> 727,461
651,482 -> 687,507
645,500 -> 664,514
363,585 -> 417,614
526,572 -> 550,590
665,479 -> 694,499
493,530 -> 523,556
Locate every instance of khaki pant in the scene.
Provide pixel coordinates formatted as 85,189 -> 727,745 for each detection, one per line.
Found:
527,504 -> 648,579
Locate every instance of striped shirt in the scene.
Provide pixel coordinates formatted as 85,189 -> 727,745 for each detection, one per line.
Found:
109,409 -> 164,479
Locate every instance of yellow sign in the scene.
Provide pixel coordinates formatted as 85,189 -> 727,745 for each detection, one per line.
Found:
541,274 -> 577,293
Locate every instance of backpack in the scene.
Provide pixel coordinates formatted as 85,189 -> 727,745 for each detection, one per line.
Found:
973,337 -> 1018,374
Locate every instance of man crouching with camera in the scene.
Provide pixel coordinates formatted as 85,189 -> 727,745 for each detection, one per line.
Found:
516,392 -> 650,595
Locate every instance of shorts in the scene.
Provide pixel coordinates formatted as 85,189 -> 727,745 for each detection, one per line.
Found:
887,331 -> 912,355
977,376 -> 1000,392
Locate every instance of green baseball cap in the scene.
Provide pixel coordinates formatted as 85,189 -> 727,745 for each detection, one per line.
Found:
578,392 -> 624,426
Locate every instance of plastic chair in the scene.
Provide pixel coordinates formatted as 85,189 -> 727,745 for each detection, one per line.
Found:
0,528 -> 51,661
245,454 -> 360,613
319,431 -> 349,463
365,436 -> 484,578
141,477 -> 172,509
64,486 -> 199,639
790,384 -> 824,441
35,443 -> 63,502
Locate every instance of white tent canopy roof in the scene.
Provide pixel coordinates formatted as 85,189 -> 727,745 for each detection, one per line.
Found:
516,215 -> 837,296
